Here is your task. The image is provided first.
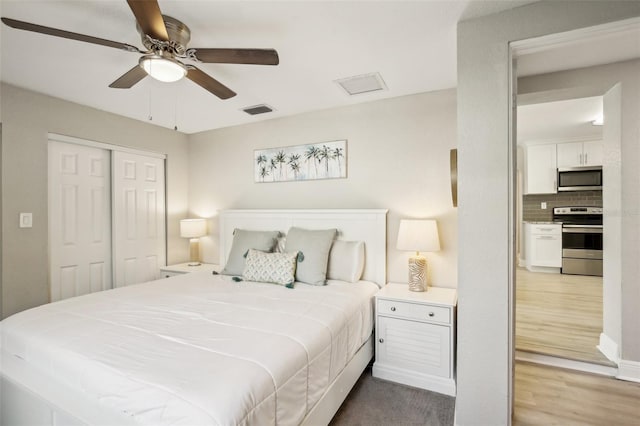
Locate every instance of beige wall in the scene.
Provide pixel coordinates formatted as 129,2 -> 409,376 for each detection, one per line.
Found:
188,89 -> 458,287
519,59 -> 640,364
456,2 -> 640,425
0,84 -> 190,318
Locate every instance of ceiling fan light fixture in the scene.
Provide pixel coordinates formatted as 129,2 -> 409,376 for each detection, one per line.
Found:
139,55 -> 187,83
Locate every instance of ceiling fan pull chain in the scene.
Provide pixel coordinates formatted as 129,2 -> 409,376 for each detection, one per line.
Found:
148,84 -> 153,121
174,86 -> 179,132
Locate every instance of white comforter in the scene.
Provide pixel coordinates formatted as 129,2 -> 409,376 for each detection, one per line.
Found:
0,272 -> 378,425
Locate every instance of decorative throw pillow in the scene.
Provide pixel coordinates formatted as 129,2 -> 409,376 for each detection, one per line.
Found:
275,236 -> 287,253
243,249 -> 298,288
284,227 -> 337,285
222,229 -> 280,276
327,240 -> 365,283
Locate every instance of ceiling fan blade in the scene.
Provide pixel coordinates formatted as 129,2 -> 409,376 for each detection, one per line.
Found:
1,17 -> 141,52
126,0 -> 169,41
109,65 -> 148,89
186,66 -> 236,100
191,48 -> 279,65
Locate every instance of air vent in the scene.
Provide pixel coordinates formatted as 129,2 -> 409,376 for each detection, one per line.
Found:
242,104 -> 274,115
335,72 -> 387,96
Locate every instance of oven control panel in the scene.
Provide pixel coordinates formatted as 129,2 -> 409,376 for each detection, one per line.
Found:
553,206 -> 602,215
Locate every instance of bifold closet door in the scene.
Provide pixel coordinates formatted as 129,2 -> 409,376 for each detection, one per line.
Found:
49,141 -> 112,301
112,151 -> 166,287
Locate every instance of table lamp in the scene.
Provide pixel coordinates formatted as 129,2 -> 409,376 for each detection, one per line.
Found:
397,219 -> 441,291
180,218 -> 207,266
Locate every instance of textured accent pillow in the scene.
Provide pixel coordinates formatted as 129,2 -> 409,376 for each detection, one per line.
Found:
243,249 -> 298,288
284,227 -> 337,285
222,229 -> 280,276
327,240 -> 365,283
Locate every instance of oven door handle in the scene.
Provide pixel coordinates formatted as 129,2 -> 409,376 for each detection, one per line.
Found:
562,227 -> 603,234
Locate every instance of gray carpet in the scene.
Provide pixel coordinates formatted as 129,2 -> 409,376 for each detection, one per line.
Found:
329,367 -> 455,426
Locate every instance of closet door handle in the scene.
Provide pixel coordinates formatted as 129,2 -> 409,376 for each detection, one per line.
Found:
379,338 -> 384,344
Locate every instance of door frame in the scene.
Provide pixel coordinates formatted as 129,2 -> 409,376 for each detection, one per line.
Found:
508,14 -> 637,416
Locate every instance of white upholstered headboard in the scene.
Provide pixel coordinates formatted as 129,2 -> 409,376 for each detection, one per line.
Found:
219,209 -> 388,286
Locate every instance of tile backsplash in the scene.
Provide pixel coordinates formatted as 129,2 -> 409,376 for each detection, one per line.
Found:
523,191 -> 602,221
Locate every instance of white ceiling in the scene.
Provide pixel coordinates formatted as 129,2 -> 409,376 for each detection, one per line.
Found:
0,0 -> 536,134
517,96 -> 603,144
517,20 -> 640,77
515,17 -> 639,145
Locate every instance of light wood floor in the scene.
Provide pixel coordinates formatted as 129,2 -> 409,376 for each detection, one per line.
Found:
515,268 -> 613,365
514,361 -> 640,426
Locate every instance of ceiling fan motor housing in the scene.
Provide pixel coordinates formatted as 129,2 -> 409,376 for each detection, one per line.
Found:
138,15 -> 191,55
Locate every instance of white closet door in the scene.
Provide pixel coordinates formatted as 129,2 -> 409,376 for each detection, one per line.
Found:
112,151 -> 166,287
49,141 -> 112,301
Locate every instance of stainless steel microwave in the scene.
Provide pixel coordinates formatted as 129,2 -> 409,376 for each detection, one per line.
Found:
557,166 -> 603,191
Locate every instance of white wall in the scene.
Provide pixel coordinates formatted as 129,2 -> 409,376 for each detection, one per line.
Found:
0,84 -> 190,318
519,59 -> 640,364
456,2 -> 640,425
188,90 -> 458,287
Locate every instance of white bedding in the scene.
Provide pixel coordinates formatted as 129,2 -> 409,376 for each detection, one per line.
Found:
0,272 -> 378,425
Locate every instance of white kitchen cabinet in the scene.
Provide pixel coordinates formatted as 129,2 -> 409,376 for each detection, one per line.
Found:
525,223 -> 562,272
524,144 -> 557,194
373,284 -> 457,396
557,140 -> 603,168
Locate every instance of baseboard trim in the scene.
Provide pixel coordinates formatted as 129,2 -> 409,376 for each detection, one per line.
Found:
597,333 -> 620,364
524,265 -> 561,274
515,350 -> 618,377
372,363 -> 456,396
617,360 -> 640,383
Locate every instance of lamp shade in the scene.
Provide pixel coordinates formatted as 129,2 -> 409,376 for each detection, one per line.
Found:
397,219 -> 440,252
180,218 -> 207,238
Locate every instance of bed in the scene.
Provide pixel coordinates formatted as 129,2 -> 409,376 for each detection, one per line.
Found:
0,209 -> 387,425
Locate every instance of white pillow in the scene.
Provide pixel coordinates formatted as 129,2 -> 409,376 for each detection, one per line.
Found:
243,249 -> 298,288
327,240 -> 365,283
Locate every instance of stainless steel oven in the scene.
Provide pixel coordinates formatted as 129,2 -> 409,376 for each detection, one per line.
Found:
553,207 -> 603,276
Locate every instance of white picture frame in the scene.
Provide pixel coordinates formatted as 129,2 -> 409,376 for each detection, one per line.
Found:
254,140 -> 347,182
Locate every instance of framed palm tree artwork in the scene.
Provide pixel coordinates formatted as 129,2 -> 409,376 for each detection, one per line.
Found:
254,140 -> 347,183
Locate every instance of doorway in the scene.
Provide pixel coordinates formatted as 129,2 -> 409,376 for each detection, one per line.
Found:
514,95 -> 612,367
510,19 -> 640,374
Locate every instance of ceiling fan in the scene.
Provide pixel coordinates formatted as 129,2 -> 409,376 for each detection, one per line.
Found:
1,0 -> 279,99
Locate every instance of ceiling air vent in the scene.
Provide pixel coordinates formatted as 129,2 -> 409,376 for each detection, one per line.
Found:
242,104 -> 274,116
335,72 -> 387,96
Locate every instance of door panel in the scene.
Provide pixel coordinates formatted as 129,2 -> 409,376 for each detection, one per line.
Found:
113,151 -> 166,287
49,141 -> 112,301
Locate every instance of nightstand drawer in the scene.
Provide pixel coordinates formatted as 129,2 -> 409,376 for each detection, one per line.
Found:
162,271 -> 184,278
378,299 -> 451,325
160,263 -> 220,278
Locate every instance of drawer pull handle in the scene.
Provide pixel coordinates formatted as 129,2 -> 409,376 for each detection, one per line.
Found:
390,307 -> 396,312
428,312 -> 435,317
379,338 -> 384,343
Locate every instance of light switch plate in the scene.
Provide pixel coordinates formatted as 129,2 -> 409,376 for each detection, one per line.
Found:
20,213 -> 33,228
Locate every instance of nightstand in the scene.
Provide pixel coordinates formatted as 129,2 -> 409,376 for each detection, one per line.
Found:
372,283 -> 457,396
160,263 -> 220,278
